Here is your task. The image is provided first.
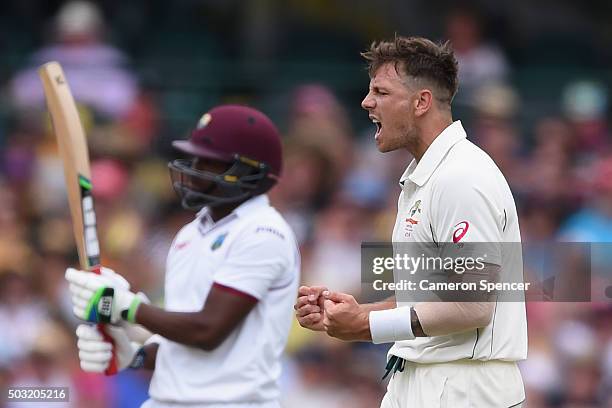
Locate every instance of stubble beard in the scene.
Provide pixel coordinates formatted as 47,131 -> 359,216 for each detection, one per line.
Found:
379,123 -> 420,154
401,123 -> 421,156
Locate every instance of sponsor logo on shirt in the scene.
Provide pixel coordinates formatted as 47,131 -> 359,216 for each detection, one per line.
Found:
175,241 -> 190,250
255,226 -> 285,240
211,232 -> 228,251
452,221 -> 469,243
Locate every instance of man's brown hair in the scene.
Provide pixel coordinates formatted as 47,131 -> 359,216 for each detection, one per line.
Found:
361,36 -> 459,105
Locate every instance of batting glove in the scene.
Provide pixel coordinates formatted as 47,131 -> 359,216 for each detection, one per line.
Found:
76,324 -> 140,373
98,266 -> 131,291
66,267 -> 149,324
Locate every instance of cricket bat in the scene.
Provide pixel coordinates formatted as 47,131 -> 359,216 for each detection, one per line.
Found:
39,61 -> 118,375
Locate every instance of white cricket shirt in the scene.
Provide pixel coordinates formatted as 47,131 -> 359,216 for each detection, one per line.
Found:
389,121 -> 527,363
148,194 -> 300,406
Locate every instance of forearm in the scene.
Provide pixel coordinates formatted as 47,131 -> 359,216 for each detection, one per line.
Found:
142,343 -> 158,370
413,301 -> 494,336
368,301 -> 492,343
412,263 -> 498,336
361,296 -> 396,313
135,303 -> 219,350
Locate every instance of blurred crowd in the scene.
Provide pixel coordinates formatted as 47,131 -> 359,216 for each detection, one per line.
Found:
0,2 -> 611,407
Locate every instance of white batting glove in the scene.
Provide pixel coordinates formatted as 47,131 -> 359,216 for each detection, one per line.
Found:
99,266 -> 130,291
65,267 -> 149,324
76,324 -> 140,373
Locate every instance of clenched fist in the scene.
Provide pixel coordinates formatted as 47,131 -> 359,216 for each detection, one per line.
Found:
322,291 -> 371,342
294,286 -> 327,331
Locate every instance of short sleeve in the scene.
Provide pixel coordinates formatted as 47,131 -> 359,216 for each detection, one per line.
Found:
431,175 -> 503,265
213,224 -> 295,300
145,334 -> 165,346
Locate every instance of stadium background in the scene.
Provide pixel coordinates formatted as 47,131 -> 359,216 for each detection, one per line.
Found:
0,0 -> 611,407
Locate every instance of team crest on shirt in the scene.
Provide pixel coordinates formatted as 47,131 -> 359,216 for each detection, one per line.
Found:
404,200 -> 422,237
211,232 -> 228,251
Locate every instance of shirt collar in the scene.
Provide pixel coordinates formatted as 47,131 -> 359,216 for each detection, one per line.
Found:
399,120 -> 466,187
232,194 -> 270,218
197,194 -> 270,227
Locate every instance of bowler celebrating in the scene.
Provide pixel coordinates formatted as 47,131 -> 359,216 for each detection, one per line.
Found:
296,37 -> 527,408
67,105 -> 300,408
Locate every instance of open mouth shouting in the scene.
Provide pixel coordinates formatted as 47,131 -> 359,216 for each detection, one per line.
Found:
370,115 -> 382,140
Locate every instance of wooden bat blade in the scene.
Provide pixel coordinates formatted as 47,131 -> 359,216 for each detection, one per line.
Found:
38,61 -> 117,376
38,61 -> 101,271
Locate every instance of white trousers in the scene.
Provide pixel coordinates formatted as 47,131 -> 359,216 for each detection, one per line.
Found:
380,359 -> 525,408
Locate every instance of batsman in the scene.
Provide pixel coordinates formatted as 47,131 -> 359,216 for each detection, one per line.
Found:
65,105 -> 300,408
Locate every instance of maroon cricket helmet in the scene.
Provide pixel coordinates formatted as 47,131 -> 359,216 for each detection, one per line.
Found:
169,105 -> 283,210
172,105 -> 282,177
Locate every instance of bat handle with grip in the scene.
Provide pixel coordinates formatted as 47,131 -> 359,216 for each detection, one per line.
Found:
98,323 -> 119,375
91,265 -> 119,375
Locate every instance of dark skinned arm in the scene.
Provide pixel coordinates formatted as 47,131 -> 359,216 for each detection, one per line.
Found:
134,283 -> 257,351
142,343 -> 158,370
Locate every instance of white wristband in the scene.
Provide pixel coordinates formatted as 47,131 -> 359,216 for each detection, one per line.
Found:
369,306 -> 415,344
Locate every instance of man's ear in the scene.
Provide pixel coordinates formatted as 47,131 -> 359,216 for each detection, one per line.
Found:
414,89 -> 433,117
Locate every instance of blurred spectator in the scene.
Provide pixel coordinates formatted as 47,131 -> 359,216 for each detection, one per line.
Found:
519,349 -> 560,407
302,198 -> 368,294
90,159 -> 130,201
281,346 -> 352,407
6,322 -> 78,408
562,80 -> 611,157
10,1 -> 139,120
287,84 -> 355,182
340,140 -> 400,211
281,343 -> 386,408
518,117 -> 577,212
445,9 -> 509,104
471,83 -> 524,185
0,272 -> 48,365
0,183 -> 36,274
269,142 -> 335,244
554,320 -> 604,407
519,198 -> 564,243
559,157 -> 612,242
